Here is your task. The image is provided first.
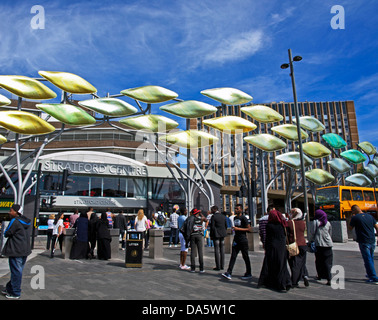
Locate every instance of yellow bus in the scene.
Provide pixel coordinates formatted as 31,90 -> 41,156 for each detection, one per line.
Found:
315,186 -> 377,222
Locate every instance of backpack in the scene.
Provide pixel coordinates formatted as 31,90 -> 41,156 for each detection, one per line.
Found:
157,213 -> 165,226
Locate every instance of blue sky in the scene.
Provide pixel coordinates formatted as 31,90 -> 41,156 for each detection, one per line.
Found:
1,0 -> 378,147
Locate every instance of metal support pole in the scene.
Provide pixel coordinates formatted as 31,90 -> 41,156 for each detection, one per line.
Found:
31,163 -> 42,250
259,149 -> 267,215
186,119 -> 192,211
287,49 -> 309,224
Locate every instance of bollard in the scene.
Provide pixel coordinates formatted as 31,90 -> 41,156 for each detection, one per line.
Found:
224,228 -> 233,254
110,228 -> 120,258
62,228 -> 74,259
149,228 -> 164,259
330,221 -> 348,243
247,227 -> 261,251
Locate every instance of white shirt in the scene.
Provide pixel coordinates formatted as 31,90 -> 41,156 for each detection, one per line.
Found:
229,215 -> 235,227
135,216 -> 147,232
47,219 -> 54,230
53,219 -> 63,236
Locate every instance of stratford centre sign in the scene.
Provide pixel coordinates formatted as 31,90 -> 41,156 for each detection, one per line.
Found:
42,195 -> 147,208
42,160 -> 147,177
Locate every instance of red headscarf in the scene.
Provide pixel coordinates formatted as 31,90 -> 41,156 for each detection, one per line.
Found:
268,209 -> 287,227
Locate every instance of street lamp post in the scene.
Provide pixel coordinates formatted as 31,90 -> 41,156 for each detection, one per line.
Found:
281,49 -> 309,224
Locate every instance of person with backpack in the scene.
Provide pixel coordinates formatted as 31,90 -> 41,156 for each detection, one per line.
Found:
182,208 -> 207,273
155,211 -> 166,229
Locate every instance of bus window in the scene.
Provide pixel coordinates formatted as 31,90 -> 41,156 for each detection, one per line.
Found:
341,189 -> 352,201
351,190 -> 363,201
363,190 -> 374,202
316,187 -> 339,203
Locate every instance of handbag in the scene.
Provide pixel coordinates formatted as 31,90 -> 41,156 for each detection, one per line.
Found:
286,221 -> 299,257
307,221 -> 318,253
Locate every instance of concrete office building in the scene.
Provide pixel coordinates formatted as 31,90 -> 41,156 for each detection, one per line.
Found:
197,100 -> 359,213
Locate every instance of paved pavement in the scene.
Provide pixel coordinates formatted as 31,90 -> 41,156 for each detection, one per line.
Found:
0,237 -> 377,306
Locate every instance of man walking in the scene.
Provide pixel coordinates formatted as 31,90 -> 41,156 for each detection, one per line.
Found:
222,204 -> 252,280
350,205 -> 378,284
209,205 -> 227,270
1,204 -> 32,299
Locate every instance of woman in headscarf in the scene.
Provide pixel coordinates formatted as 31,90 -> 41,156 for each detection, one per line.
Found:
308,209 -> 333,285
88,211 -> 99,259
96,212 -> 112,260
287,208 -> 309,287
69,211 -> 90,259
258,209 -> 292,292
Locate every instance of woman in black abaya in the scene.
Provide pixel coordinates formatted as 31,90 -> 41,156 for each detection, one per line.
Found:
70,211 -> 90,259
88,211 -> 99,259
96,212 -> 111,260
258,209 -> 292,292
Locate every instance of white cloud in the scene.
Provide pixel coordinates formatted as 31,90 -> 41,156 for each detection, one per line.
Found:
203,30 -> 264,64
269,7 -> 296,25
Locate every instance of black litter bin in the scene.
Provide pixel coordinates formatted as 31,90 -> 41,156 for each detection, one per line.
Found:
125,231 -> 143,268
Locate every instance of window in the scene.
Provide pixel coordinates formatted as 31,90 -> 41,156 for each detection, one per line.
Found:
63,176 -> 146,199
75,134 -> 87,140
103,177 -> 124,197
316,187 -> 339,203
351,190 -> 363,201
363,190 -> 375,202
42,173 -> 62,191
149,178 -> 185,201
341,189 -> 351,201
90,177 -> 102,197
127,179 -> 134,198
132,179 -> 147,199
65,176 -> 89,196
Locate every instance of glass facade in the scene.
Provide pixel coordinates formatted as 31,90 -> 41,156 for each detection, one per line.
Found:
40,174 -> 148,199
1,172 -> 186,202
148,178 -> 185,201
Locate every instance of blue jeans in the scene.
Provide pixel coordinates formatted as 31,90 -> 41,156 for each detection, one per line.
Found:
7,256 -> 27,297
358,243 -> 378,281
169,228 -> 179,245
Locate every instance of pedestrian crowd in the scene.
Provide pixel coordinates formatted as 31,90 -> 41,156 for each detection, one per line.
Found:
1,202 -> 377,299
177,203 -> 378,293
47,207 -> 114,260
